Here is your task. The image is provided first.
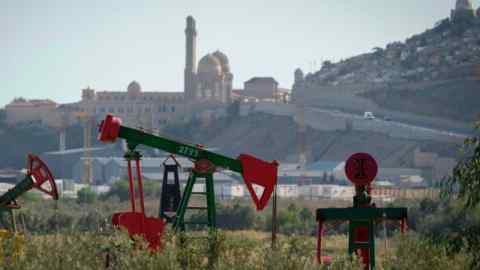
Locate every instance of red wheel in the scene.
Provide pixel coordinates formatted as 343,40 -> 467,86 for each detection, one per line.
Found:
27,154 -> 59,200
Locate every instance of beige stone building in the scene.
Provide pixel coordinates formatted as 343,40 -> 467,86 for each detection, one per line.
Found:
4,16 -> 235,130
232,77 -> 290,103
75,81 -> 184,130
4,98 -> 58,126
68,16 -> 234,130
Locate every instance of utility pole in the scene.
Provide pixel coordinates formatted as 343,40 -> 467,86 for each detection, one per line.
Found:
76,112 -> 93,184
271,183 -> 277,250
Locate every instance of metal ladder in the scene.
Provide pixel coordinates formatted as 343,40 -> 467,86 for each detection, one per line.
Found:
174,172 -> 216,232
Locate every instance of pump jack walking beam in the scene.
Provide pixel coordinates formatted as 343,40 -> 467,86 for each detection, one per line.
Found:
99,114 -> 278,211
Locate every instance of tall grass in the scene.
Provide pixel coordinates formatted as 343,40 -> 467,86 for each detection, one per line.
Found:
1,229 -> 360,270
2,229 -> 471,270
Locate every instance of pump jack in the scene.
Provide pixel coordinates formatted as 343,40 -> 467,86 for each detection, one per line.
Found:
0,154 -> 59,264
98,114 -> 278,249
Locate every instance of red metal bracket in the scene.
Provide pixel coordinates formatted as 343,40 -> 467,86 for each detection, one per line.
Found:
27,154 -> 59,200
112,155 -> 166,250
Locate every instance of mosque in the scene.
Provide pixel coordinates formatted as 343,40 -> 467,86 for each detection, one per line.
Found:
184,16 -> 233,104
8,1 -> 474,130
63,16 -> 234,130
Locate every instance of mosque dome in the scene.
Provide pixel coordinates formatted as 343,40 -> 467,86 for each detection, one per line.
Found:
198,54 -> 222,77
212,50 -> 230,72
127,81 -> 142,95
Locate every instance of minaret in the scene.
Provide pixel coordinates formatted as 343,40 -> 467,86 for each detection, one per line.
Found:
184,16 -> 197,101
293,68 -> 307,172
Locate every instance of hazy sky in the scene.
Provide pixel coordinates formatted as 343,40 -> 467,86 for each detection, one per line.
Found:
1,0 -> 472,107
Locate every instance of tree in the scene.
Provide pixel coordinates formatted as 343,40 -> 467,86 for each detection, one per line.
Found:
444,122 -> 480,269
77,187 -> 97,204
104,180 -> 132,201
445,122 -> 480,208
103,179 -> 160,202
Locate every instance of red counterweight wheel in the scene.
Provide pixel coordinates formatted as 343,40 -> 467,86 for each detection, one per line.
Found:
27,154 -> 59,200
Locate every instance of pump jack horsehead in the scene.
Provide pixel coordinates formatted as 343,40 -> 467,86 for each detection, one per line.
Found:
98,114 -> 278,250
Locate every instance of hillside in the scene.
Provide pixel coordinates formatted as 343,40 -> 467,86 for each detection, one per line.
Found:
165,113 -> 461,168
302,17 -> 480,122
0,119 -> 85,169
360,79 -> 480,122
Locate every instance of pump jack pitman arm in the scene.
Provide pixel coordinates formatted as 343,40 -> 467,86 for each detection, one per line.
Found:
98,114 -> 278,210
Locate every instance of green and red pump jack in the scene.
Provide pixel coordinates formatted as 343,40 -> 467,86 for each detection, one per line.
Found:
0,154 -> 59,226
316,153 -> 408,270
0,154 -> 59,264
98,114 -> 279,250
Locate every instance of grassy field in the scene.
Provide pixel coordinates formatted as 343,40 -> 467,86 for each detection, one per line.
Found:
0,229 -> 360,270
0,228 -> 471,270
1,197 -> 476,269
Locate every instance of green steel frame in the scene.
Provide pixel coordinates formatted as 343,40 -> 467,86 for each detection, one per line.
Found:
174,172 -> 216,231
117,125 -> 243,233
317,207 -> 407,270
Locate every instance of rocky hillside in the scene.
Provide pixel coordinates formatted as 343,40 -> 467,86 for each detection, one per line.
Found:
306,18 -> 480,86
302,17 -> 480,122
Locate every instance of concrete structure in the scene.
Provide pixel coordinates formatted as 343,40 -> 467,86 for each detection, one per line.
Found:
242,77 -> 282,102
4,98 -> 57,126
184,16 -> 233,103
75,82 -> 185,130
451,0 -> 475,23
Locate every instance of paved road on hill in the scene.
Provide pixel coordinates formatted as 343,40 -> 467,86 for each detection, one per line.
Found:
309,107 -> 469,141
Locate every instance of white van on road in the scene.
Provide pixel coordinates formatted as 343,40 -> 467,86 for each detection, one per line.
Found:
363,111 -> 375,120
